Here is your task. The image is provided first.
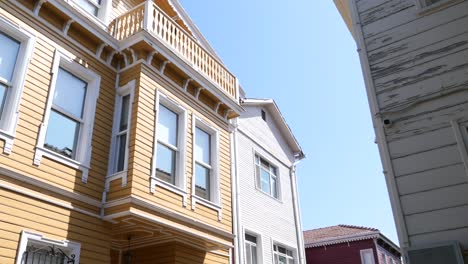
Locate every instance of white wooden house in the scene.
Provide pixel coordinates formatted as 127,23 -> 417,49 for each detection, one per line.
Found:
335,0 -> 468,263
231,98 -> 306,264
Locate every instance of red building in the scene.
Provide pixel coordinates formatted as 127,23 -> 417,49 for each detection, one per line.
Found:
304,225 -> 401,264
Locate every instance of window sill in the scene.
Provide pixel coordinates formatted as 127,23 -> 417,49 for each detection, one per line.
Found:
33,146 -> 90,182
105,170 -> 128,191
0,129 -> 15,154
255,187 -> 283,204
417,0 -> 464,15
192,195 -> 222,221
150,177 -> 188,206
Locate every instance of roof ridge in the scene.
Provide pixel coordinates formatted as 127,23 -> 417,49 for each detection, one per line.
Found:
338,224 -> 379,232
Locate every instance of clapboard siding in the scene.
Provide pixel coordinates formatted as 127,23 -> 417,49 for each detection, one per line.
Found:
237,104 -> 301,264
0,187 -> 111,264
396,163 -> 468,195
352,0 -> 468,255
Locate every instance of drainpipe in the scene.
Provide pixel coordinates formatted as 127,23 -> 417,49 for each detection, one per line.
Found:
290,157 -> 306,264
230,118 -> 242,264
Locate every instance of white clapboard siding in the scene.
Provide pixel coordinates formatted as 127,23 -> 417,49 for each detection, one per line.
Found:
236,105 -> 300,264
352,0 -> 468,254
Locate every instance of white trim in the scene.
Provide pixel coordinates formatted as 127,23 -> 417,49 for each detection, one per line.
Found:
360,248 -> 376,264
414,0 -> 464,13
451,120 -> 468,176
151,91 -> 188,205
191,114 -> 222,220
0,15 -> 36,154
243,227 -> 263,264
271,238 -> 298,264
33,49 -> 101,183
16,230 -> 81,264
107,80 -> 135,188
254,152 -> 282,201
305,232 -> 380,248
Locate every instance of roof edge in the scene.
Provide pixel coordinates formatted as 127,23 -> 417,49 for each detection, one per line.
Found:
304,231 -> 380,248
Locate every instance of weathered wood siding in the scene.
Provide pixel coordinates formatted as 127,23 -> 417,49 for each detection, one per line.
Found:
353,0 -> 468,257
127,64 -> 233,232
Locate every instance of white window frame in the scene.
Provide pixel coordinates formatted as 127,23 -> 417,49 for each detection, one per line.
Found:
0,16 -> 35,154
360,248 -> 376,264
451,120 -> 468,175
254,153 -> 281,200
243,228 -> 263,264
106,80 -> 135,190
191,114 -> 222,220
150,91 -> 188,205
16,230 -> 81,264
34,49 -> 100,183
272,240 -> 297,264
415,0 -> 464,12
67,0 -> 113,25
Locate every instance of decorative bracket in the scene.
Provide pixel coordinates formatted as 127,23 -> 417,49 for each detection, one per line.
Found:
160,60 -> 171,74
62,19 -> 74,35
33,0 -> 47,15
182,78 -> 192,91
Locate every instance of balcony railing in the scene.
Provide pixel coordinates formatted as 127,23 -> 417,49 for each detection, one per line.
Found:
108,2 -> 238,100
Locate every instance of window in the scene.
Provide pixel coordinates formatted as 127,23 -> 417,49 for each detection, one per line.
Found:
273,244 -> 295,264
191,115 -> 221,218
151,92 -> 187,196
34,50 -> 100,182
245,233 -> 258,264
68,0 -> 112,23
360,249 -> 376,264
416,0 -> 464,10
16,230 -> 81,264
0,17 -> 35,154
261,109 -> 267,121
108,81 -> 134,178
255,155 -> 279,199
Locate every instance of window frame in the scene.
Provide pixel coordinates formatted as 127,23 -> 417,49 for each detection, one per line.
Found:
254,153 -> 281,200
16,230 -> 81,264
0,16 -> 35,154
106,80 -> 135,188
191,114 -> 222,220
360,248 -> 376,264
34,49 -> 101,183
451,120 -> 468,175
150,91 -> 188,204
415,0 -> 464,13
272,241 -> 296,264
67,0 -> 113,25
244,229 -> 262,264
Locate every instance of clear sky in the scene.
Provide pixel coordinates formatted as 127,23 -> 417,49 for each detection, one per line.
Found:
178,0 -> 399,244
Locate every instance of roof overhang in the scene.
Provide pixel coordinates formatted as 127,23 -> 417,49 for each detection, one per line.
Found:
333,0 -> 356,40
305,231 -> 380,248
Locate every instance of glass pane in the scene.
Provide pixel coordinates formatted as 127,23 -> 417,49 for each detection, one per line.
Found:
119,95 -> 130,132
245,234 -> 257,243
0,32 -> 20,82
195,127 -> 211,164
116,133 -> 127,172
45,110 -> 80,158
252,245 -> 257,264
156,143 -> 176,184
272,176 -> 278,198
260,168 -> 271,194
54,68 -> 87,118
158,105 -> 178,146
245,245 -> 252,264
0,84 -> 7,116
278,255 -> 287,264
195,163 -> 210,200
426,0 -> 443,5
260,158 -> 269,170
74,0 -> 99,15
255,155 -> 260,164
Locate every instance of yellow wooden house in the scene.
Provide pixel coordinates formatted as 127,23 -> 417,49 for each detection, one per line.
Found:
0,0 -> 242,263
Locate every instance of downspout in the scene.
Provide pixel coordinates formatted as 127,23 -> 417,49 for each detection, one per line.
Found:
290,157 -> 306,264
347,0 -> 409,248
230,118 -> 242,264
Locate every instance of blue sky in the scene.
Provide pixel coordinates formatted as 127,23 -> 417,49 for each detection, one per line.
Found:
178,0 -> 399,244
